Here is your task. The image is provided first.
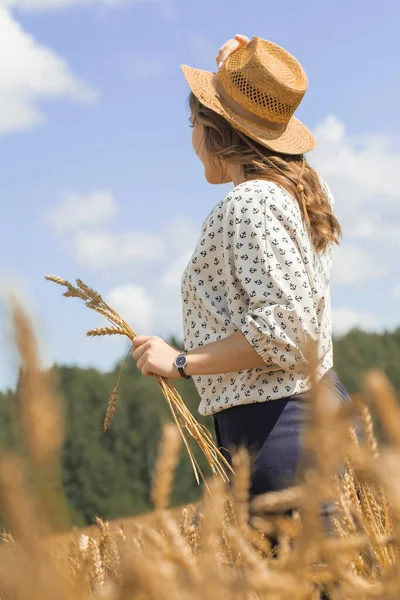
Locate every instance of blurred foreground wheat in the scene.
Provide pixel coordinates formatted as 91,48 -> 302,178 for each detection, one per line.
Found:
1,296 -> 400,599
45,275 -> 233,487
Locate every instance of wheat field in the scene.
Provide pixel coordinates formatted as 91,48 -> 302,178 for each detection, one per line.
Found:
1,297 -> 400,600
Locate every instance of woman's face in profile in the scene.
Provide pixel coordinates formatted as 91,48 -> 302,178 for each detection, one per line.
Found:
190,114 -> 231,185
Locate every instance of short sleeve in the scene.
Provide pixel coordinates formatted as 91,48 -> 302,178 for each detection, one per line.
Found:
222,182 -> 320,374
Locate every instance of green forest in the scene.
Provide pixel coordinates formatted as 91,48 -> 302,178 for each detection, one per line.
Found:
0,327 -> 399,531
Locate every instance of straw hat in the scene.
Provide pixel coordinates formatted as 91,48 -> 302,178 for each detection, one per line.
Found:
180,36 -> 315,155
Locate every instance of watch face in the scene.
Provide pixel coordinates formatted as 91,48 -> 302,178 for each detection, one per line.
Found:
176,355 -> 187,367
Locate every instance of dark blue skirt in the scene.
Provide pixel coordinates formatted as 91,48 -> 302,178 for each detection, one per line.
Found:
213,368 -> 356,531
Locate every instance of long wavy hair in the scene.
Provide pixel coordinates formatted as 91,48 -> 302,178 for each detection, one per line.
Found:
188,91 -> 342,254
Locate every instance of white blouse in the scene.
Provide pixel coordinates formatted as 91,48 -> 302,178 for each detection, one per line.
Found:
181,177 -> 335,416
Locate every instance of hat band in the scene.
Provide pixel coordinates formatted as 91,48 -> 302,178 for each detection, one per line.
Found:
214,80 -> 287,133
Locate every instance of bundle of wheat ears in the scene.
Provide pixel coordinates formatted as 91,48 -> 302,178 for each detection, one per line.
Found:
45,275 -> 233,487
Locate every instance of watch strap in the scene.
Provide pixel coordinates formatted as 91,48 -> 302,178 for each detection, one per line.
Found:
177,349 -> 191,379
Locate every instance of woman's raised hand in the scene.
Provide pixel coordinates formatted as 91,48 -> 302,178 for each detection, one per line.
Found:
216,34 -> 250,69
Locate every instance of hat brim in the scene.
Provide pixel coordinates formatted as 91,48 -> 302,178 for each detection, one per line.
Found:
180,64 -> 316,155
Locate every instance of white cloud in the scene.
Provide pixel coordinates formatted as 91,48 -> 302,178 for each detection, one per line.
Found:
93,216 -> 199,337
144,220 -> 198,336
46,189 -> 184,269
4,0 -> 174,13
4,0 -> 126,10
126,218 -> 200,336
0,5 -> 96,133
351,219 -> 400,244
152,252 -> 192,337
45,191 -> 117,235
311,115 -> 399,207
311,115 -> 399,339
393,285 -> 400,299
160,250 -> 192,289
105,254 -> 189,339
164,214 -> 200,254
332,308 -> 381,336
75,230 -> 166,269
331,243 -> 387,285
47,191 -> 200,273
106,284 -> 156,333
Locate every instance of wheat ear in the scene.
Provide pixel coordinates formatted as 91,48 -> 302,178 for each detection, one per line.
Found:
45,275 -> 234,486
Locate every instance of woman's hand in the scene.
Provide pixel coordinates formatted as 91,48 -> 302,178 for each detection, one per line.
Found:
216,34 -> 250,69
132,335 -> 182,379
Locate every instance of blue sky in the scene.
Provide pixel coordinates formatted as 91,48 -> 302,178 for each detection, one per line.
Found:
0,0 -> 399,390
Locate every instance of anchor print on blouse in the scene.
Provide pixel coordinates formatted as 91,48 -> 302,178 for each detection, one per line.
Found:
181,180 -> 334,416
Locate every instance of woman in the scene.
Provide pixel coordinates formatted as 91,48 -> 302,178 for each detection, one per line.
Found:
132,35 -> 352,505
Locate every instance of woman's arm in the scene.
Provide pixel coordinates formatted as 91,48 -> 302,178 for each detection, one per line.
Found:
132,329 -> 266,379
185,329 -> 266,376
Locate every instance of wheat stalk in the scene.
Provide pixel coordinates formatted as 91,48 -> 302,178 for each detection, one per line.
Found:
151,423 -> 182,511
45,275 -> 234,486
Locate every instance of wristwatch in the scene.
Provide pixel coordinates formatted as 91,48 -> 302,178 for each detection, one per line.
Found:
174,349 -> 191,379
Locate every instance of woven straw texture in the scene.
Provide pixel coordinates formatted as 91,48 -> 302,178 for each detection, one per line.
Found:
181,36 -> 315,155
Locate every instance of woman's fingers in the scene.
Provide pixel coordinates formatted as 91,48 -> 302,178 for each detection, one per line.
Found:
235,34 -> 251,44
132,339 -> 150,361
216,39 -> 239,68
216,34 -> 250,68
